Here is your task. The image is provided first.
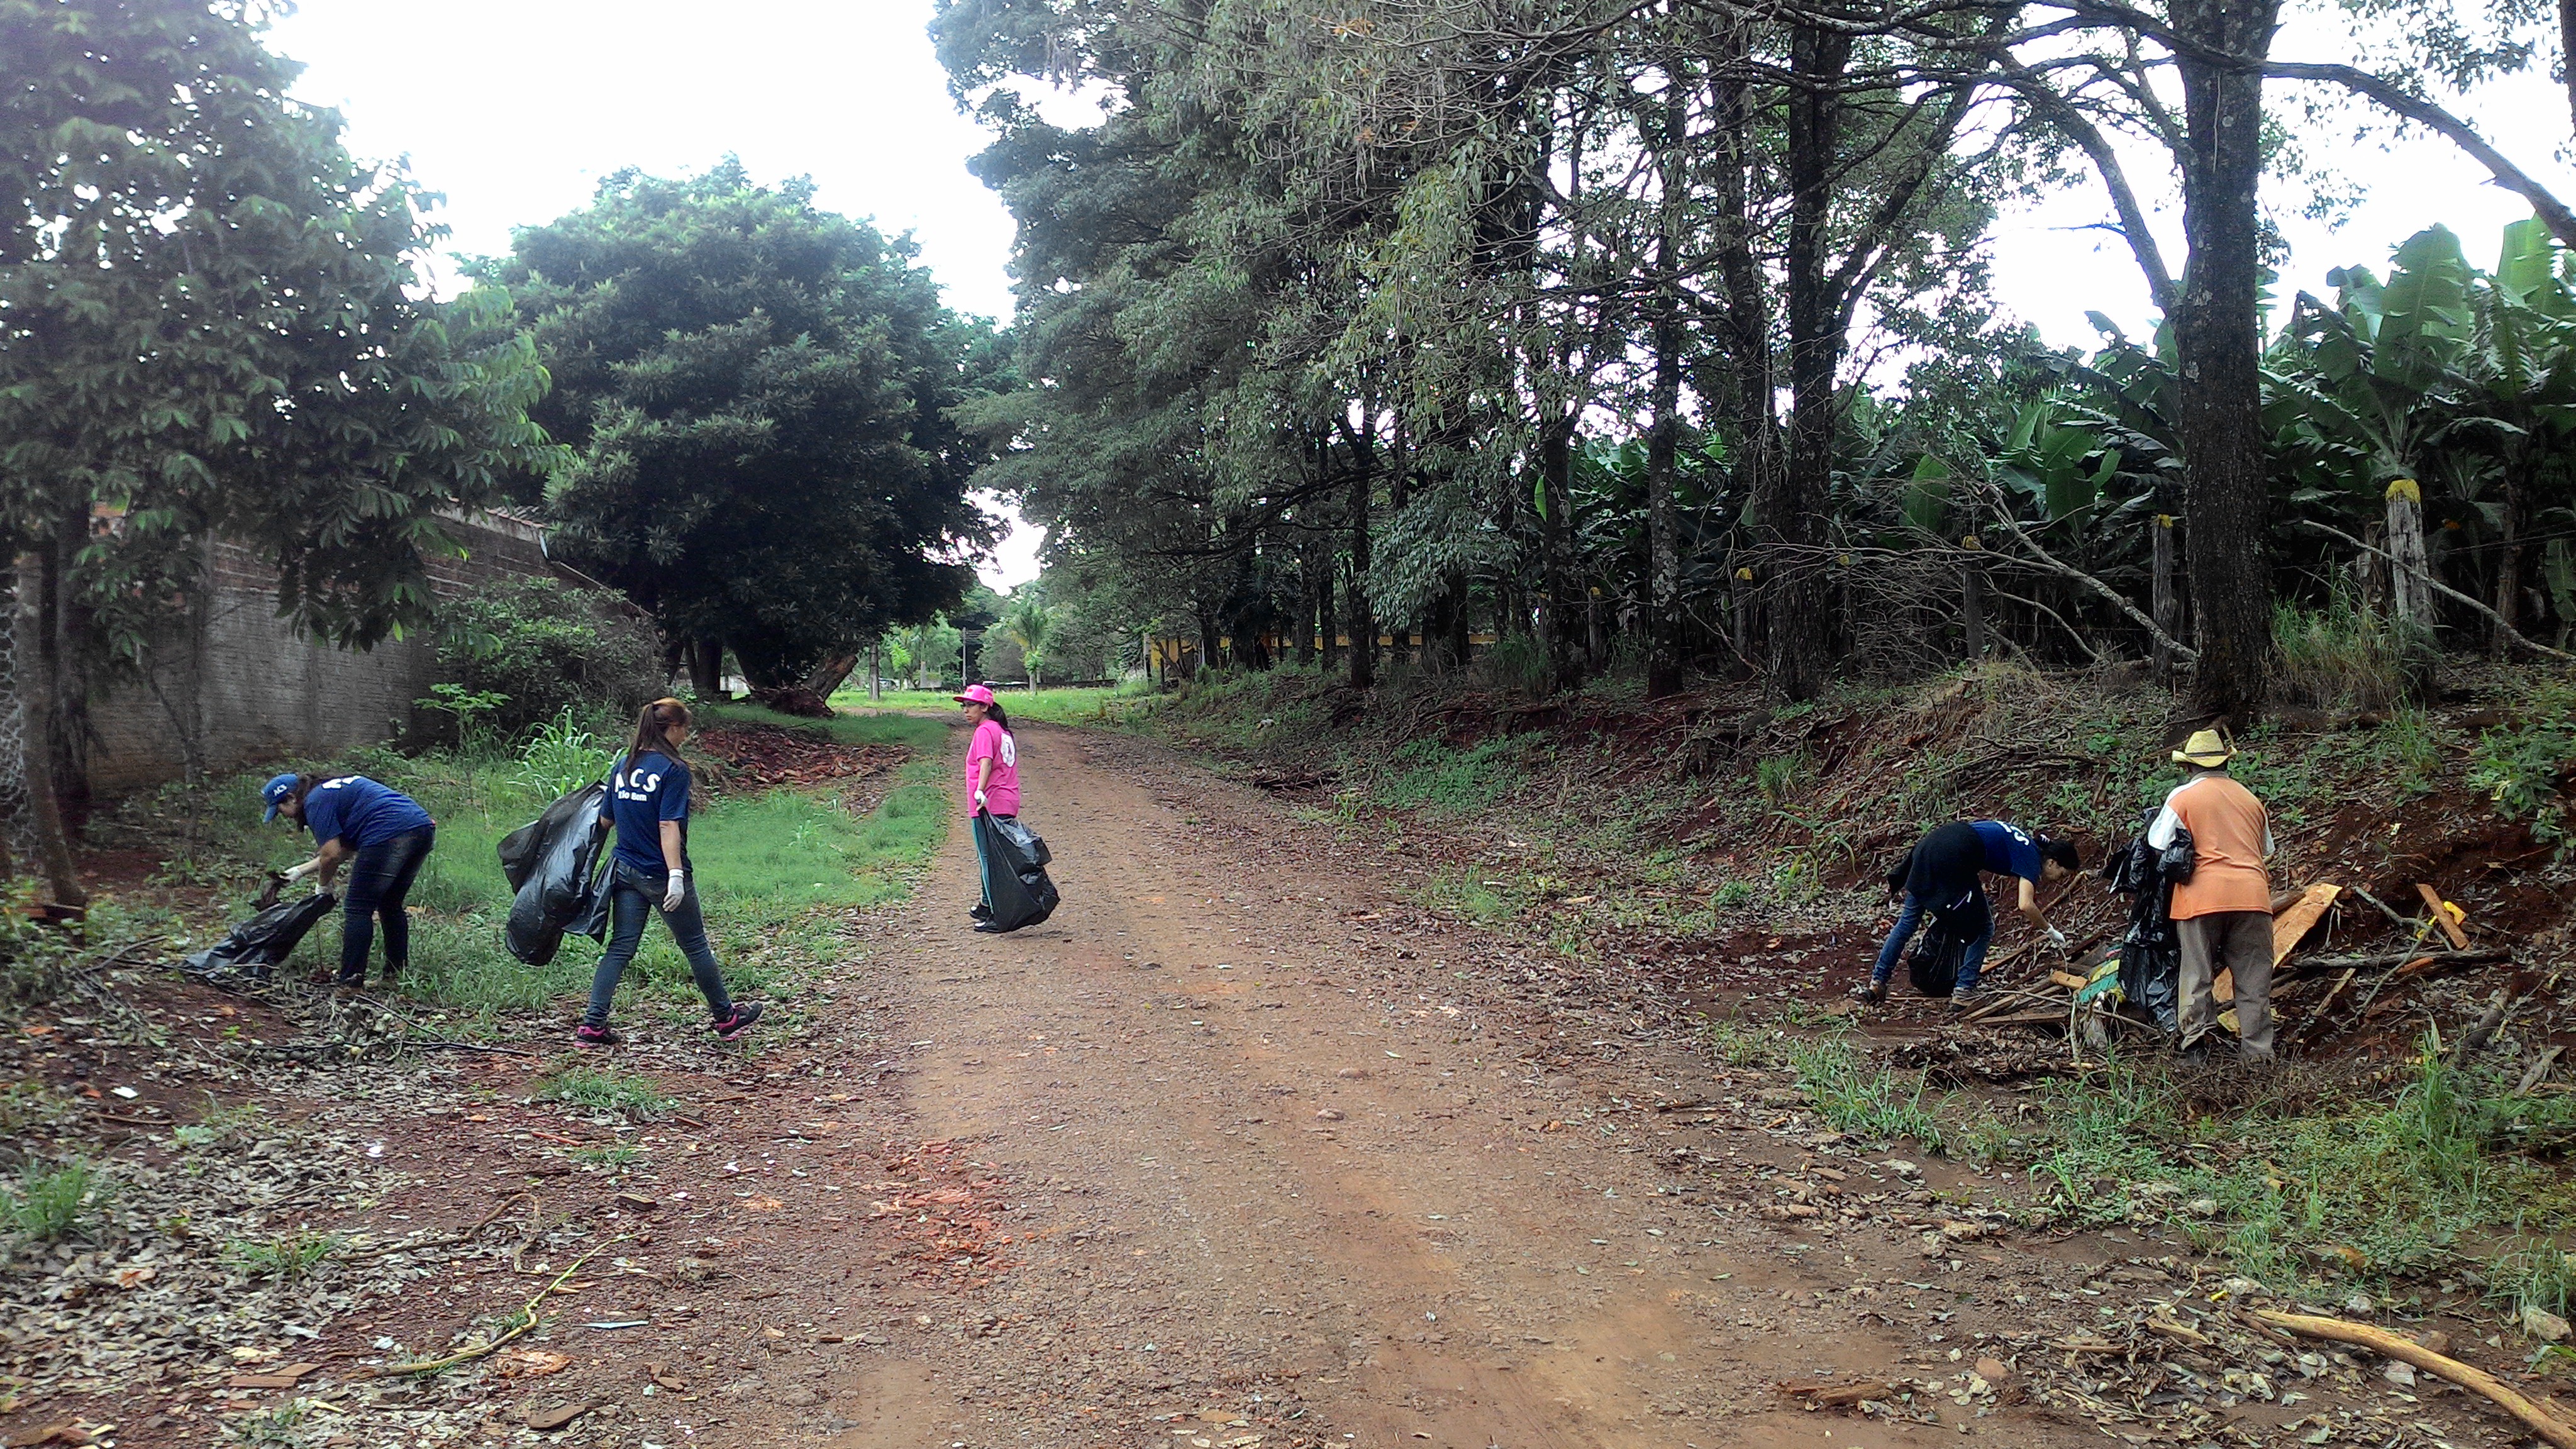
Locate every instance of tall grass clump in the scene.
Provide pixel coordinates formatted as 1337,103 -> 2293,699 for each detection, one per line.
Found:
1779,1033 -> 1946,1150
4,1160 -> 113,1242
535,1063 -> 674,1116
2272,589 -> 2412,713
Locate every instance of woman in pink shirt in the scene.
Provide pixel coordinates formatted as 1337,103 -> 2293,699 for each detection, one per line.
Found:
956,684 -> 1021,931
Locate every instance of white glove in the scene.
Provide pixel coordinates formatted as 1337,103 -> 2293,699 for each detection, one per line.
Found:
662,870 -> 687,913
282,858 -> 319,883
2047,924 -> 2070,952
974,789 -> 988,811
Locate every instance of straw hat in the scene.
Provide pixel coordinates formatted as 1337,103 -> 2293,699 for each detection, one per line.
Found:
2170,728 -> 2236,767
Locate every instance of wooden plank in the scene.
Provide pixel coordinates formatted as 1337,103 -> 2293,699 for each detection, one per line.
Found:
2271,883 -> 2341,967
2416,883 -> 2470,949
2049,970 -> 2089,991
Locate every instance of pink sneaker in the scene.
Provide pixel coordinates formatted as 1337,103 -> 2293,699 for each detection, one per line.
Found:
575,1023 -> 620,1046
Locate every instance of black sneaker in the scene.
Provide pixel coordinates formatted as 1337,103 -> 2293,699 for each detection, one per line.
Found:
970,902 -> 993,922
1848,979 -> 1887,1006
973,921 -> 1006,934
575,1023 -> 621,1047
712,1002 -> 764,1040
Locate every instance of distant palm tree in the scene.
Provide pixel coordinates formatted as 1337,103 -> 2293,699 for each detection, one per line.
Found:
1001,596 -> 1055,690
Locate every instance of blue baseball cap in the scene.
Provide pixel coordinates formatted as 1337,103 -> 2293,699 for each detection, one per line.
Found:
260,773 -> 300,822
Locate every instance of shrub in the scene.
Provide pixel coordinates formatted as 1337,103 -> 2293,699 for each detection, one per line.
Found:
519,709 -> 618,799
431,577 -> 661,743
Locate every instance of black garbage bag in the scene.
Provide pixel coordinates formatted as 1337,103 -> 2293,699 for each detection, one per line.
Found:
501,782 -> 612,966
1908,888 -> 1989,999
182,891 -> 339,981
974,811 -> 1060,932
2102,816 -> 2188,1033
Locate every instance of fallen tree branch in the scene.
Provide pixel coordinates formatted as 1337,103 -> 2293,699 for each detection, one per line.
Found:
1969,480 -> 2199,661
382,1235 -> 626,1377
2301,946 -> 2509,972
2251,1310 -> 2576,1448
2294,520 -> 2576,663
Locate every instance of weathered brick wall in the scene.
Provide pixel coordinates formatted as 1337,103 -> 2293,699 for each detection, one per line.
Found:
87,511 -> 560,792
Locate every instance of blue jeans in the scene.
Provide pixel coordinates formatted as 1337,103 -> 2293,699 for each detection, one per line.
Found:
582,865 -> 734,1027
340,827 -> 433,983
1868,887 -> 1996,994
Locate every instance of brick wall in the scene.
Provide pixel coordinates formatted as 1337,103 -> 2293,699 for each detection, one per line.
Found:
87,510 -> 565,792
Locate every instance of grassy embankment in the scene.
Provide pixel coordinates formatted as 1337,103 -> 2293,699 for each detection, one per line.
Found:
152,704 -> 954,1029
1124,652 -> 2576,1326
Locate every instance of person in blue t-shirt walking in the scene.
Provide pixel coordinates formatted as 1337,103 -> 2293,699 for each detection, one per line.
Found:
260,771 -> 438,989
1851,819 -> 2080,1009
577,697 -> 763,1046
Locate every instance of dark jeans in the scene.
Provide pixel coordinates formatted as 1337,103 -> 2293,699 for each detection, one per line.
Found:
582,864 -> 733,1027
340,827 -> 435,984
1868,886 -> 1996,994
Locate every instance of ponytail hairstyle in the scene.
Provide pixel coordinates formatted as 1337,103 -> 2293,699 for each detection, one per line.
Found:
625,697 -> 693,766
983,699 -> 1011,735
2039,835 -> 2082,874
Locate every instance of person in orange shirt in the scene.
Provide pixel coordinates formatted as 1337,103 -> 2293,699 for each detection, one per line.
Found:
2146,730 -> 2276,1062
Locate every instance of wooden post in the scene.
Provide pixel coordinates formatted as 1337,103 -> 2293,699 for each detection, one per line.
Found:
867,642 -> 880,702
2151,514 -> 2180,687
2386,479 -> 2432,631
1961,557 -> 1985,662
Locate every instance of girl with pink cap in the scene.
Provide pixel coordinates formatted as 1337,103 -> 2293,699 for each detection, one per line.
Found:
956,684 -> 1021,931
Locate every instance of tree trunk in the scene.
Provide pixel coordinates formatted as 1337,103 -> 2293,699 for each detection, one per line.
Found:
688,638 -> 724,698
40,508 -> 92,833
1765,26 -> 1854,703
2493,464 -> 2530,657
8,560 -> 86,906
868,642 -> 882,701
1644,57 -> 1689,700
2169,0 -> 2282,720
1962,563 -> 1985,662
2562,0 -> 2576,133
1348,468 -> 1376,690
1712,36 -> 1779,676
2386,478 -> 2433,631
799,651 -> 860,697
2152,514 -> 2182,688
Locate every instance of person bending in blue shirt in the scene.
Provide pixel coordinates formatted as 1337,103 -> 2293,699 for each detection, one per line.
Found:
577,697 -> 763,1046
261,771 -> 437,989
1851,819 -> 2079,1009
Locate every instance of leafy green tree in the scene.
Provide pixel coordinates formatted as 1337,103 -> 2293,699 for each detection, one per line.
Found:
1,0 -> 561,893
999,594 -> 1055,690
484,163 -> 1006,690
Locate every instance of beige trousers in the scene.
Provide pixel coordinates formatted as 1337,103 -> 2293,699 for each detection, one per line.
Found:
2178,910 -> 2275,1060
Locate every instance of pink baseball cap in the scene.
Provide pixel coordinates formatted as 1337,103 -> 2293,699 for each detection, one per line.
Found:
954,684 -> 998,705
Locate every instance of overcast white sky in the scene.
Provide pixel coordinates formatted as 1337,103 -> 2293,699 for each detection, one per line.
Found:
268,1 -> 2576,589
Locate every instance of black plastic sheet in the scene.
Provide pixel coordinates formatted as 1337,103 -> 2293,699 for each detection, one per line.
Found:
182,891 -> 339,980
974,811 -> 1060,932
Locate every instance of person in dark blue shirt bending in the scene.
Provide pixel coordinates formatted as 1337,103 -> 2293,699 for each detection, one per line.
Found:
577,697 -> 763,1046
1852,819 -> 2079,1009
261,771 -> 436,989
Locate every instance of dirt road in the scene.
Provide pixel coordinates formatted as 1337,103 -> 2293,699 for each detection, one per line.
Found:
762,723 -> 2098,1449
19,719 -> 2390,1449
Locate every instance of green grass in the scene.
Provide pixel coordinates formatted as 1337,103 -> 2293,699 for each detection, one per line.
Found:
534,1063 -> 674,1116
571,1144 -> 643,1170
194,701 -> 958,1021
1373,735 -> 1535,816
226,1228 -> 342,1282
826,686 -> 1126,726
4,1160 -> 111,1242
1778,1032 -> 1948,1150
